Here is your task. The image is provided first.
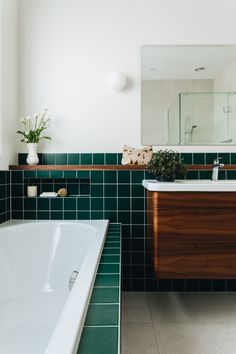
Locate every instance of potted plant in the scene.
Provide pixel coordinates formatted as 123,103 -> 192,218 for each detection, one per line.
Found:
148,149 -> 186,182
17,109 -> 51,165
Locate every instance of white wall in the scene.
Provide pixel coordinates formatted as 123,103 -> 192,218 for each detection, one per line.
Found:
18,0 -> 236,153
0,0 -> 18,168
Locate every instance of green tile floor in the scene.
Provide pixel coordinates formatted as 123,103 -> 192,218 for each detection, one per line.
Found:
77,223 -> 121,354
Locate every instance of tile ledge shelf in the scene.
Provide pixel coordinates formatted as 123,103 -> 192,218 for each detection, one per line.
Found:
9,165 -> 148,171
9,164 -> 236,171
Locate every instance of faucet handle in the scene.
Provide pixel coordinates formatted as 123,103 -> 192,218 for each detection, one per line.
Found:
213,156 -> 223,165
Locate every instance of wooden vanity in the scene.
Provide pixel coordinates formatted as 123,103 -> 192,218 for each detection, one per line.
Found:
145,183 -> 236,279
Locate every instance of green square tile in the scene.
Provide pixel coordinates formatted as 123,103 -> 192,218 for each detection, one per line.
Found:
24,198 -> 36,210
118,211 -> 130,224
50,171 -> 63,178
227,170 -> 236,180
231,153 -> 236,164
102,247 -> 120,255
12,185 -> 23,197
81,154 -> 92,165
67,184 -> 79,196
94,274 -> 119,286
104,198 -> 117,211
131,198 -> 144,211
68,153 -> 80,165
77,171 -> 90,178
199,171 -> 212,179
24,171 -> 37,178
131,171 -> 145,184
12,171 -> 23,184
37,211 -> 50,220
100,255 -> 120,263
106,236 -> 120,242
18,153 -> 27,165
91,211 -> 103,219
79,184 -> 90,195
132,211 -> 144,224
193,153 -> 205,164
145,171 -> 155,179
64,198 -> 76,210
90,287 -> 119,303
85,304 -> 118,326
77,211 -> 90,220
12,211 -> 22,219
118,171 -> 130,183
117,153 -> 122,164
77,327 -> 118,354
93,153 -> 105,165
98,264 -> 119,274
118,198 -> 130,210
0,199 -> 6,214
181,153 -> 193,164
77,197 -> 90,210
105,153 -> 118,165
118,185 -> 130,197
130,225 -> 144,237
37,171 -> 50,178
131,185 -> 144,198
206,153 -> 218,164
64,211 -> 76,220
104,185 -> 117,197
217,153 -> 230,164
64,171 -> 77,178
37,198 -> 49,210
24,211 -> 37,219
0,172 -> 6,185
55,154 -> 67,165
42,154 -> 55,165
104,171 -> 117,184
185,171 -> 199,180
91,185 -> 103,197
51,198 -> 63,210
91,171 -> 103,183
104,211 -> 117,223
91,198 -> 103,210
12,198 -> 23,211
51,211 -> 63,220
218,170 -> 226,180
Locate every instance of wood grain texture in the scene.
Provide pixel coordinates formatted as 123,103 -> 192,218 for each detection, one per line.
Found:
8,164 -> 236,171
147,191 -> 236,279
9,164 -> 148,171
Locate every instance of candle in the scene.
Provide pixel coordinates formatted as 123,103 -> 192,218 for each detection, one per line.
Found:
27,186 -> 37,198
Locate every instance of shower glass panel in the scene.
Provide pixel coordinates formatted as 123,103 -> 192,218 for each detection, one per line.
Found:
168,95 -> 180,145
168,92 -> 236,145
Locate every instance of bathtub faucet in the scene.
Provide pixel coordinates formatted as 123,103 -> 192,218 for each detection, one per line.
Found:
212,157 -> 224,182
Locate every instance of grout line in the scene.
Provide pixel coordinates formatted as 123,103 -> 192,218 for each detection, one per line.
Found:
147,292 -> 161,354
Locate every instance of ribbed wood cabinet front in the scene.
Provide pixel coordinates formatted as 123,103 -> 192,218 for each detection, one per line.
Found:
147,191 -> 236,278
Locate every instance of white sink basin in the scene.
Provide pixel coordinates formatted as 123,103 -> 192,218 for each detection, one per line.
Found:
142,179 -> 236,192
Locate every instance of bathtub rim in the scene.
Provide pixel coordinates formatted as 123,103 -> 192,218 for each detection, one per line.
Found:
0,219 -> 109,354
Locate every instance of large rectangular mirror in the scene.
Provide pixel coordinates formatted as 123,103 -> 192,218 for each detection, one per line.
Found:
141,45 -> 236,146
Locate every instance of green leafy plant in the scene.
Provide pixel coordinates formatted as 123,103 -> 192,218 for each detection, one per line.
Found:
17,109 -> 51,143
148,149 -> 186,181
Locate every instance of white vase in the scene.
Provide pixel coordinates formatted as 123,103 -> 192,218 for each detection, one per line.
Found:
26,143 -> 39,165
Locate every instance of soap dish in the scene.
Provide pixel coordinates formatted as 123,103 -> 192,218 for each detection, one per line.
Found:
40,192 -> 58,198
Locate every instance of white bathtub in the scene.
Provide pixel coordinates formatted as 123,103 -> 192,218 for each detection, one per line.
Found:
0,219 -> 109,354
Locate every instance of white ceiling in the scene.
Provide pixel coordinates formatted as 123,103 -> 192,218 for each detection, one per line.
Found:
142,45 -> 236,81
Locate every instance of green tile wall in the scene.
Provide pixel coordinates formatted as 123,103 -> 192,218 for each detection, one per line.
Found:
77,223 -> 121,354
11,152 -> 236,291
0,171 -> 11,224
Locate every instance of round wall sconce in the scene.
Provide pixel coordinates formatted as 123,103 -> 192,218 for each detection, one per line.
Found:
107,71 -> 127,91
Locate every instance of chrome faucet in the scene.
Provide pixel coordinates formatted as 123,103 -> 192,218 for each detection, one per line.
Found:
212,157 -> 224,182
